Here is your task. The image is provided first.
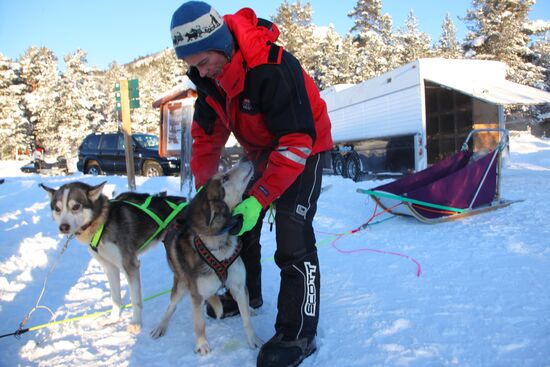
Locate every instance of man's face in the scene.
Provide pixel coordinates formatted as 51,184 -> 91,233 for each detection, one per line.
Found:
184,51 -> 228,79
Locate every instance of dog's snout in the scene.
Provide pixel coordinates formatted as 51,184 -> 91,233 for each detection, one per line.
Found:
59,223 -> 70,233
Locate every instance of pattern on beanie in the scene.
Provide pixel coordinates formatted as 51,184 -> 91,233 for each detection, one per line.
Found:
171,8 -> 224,48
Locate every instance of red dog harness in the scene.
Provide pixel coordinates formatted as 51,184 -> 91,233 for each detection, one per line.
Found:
193,235 -> 242,284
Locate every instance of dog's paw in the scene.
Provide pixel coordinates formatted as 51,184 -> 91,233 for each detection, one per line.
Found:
195,341 -> 211,355
247,334 -> 263,349
127,323 -> 142,334
150,325 -> 166,339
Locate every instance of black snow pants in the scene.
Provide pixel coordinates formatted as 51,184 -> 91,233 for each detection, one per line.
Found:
241,152 -> 323,340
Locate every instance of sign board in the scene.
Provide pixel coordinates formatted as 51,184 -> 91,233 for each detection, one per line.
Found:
160,97 -> 196,157
159,97 -> 195,193
115,79 -> 140,111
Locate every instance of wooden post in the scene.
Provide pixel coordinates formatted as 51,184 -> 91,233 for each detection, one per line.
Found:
119,78 -> 136,191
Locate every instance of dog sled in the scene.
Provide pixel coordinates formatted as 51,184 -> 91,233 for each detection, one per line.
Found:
20,157 -> 69,175
358,129 -> 520,224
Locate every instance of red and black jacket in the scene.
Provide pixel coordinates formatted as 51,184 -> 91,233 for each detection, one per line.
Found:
188,8 -> 333,208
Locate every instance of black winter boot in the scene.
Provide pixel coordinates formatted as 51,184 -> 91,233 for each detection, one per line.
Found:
257,333 -> 317,367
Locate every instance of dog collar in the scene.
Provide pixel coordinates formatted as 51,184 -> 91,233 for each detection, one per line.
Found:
193,235 -> 242,284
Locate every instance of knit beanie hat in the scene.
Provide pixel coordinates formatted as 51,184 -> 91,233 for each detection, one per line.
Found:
170,1 -> 233,59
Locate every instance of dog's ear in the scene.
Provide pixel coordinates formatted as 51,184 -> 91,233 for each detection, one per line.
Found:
88,181 -> 107,201
39,183 -> 56,199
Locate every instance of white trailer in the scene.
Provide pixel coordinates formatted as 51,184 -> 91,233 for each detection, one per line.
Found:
321,58 -> 550,181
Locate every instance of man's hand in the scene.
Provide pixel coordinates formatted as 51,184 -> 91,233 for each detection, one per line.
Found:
230,196 -> 263,236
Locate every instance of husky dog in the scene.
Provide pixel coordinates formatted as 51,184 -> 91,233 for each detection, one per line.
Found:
40,181 -> 187,333
151,160 -> 262,354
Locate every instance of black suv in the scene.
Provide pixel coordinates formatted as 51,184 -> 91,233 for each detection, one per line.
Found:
76,132 -> 180,176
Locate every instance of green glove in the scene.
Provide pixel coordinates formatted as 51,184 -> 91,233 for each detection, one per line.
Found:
231,196 -> 263,236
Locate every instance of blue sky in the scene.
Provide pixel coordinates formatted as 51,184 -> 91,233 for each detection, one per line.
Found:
1,0 -> 548,70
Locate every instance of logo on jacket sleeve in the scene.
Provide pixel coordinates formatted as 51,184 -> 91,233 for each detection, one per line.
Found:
241,98 -> 253,112
257,185 -> 269,198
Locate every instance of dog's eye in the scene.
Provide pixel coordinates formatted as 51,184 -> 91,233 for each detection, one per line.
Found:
72,203 -> 81,211
222,175 -> 229,183
54,206 -> 61,213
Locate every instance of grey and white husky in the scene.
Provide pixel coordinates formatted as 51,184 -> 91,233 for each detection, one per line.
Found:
151,160 -> 262,354
40,181 -> 187,333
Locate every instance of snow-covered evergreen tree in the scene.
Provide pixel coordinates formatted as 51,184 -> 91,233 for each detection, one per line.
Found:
271,0 -> 317,75
530,35 -> 550,120
394,10 -> 431,65
99,61 -> 127,133
310,26 -> 351,90
348,0 -> 391,41
433,13 -> 463,59
126,49 -> 187,134
463,0 -> 550,87
347,0 -> 397,78
0,54 -> 30,159
340,34 -> 363,84
531,35 -> 550,91
55,49 -> 106,157
18,47 -> 60,155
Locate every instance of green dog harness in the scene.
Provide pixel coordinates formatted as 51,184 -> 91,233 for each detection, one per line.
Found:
89,196 -> 187,252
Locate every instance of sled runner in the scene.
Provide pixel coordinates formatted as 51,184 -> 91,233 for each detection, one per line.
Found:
358,129 -> 520,224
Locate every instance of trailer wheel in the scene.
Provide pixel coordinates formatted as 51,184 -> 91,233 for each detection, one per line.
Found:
345,152 -> 362,182
332,154 -> 344,176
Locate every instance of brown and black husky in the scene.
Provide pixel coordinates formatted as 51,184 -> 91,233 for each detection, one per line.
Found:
151,160 -> 262,354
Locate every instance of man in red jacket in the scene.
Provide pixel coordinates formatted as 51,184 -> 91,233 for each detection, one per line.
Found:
170,2 -> 333,366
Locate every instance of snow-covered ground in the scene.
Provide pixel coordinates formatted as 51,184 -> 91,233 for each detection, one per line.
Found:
1,132 -> 549,367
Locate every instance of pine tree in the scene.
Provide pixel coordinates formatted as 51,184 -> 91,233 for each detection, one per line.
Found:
126,49 -> 188,134
55,49 -> 107,157
348,0 -> 392,42
18,47 -> 60,155
101,61 -> 127,133
531,35 -> 550,91
347,0 -> 397,78
394,10 -> 431,65
341,34 -> 363,84
463,0 -> 549,87
310,26 -> 350,90
433,13 -> 463,59
530,35 -> 550,120
0,54 -> 30,159
271,0 -> 316,75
